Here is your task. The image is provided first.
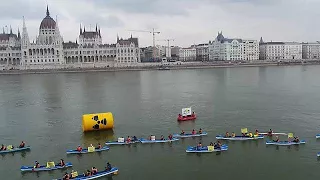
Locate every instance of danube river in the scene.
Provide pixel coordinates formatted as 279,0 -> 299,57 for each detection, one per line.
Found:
1,65 -> 320,180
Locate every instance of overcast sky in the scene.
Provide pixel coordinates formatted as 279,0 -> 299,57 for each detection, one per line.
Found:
0,0 -> 319,47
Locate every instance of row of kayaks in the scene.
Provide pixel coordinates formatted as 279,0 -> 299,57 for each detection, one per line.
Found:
105,132 -> 208,145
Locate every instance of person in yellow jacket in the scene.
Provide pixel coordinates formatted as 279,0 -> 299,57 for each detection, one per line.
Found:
248,132 -> 253,138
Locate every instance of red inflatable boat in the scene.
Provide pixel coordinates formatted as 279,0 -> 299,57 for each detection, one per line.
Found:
177,114 -> 196,121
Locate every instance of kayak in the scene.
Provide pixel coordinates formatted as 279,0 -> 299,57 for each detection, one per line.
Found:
139,138 -> 179,143
173,132 -> 207,138
259,132 -> 287,136
216,135 -> 264,140
105,141 -> 138,145
177,115 -> 196,121
0,146 -> 30,154
266,140 -> 306,146
66,146 -> 109,154
21,162 -> 73,172
316,134 -> 320,138
186,145 -> 228,153
53,167 -> 119,180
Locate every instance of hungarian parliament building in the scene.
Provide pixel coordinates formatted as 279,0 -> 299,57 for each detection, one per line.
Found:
0,6 -> 141,70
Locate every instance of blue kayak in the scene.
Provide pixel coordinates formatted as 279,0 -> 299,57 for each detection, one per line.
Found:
105,141 -> 138,145
186,145 -> 228,153
316,134 -> 320,138
139,138 -> 179,143
53,167 -> 119,180
66,146 -> 109,154
173,132 -> 208,138
266,140 -> 306,146
21,162 -> 73,172
0,146 -> 30,154
216,135 -> 264,140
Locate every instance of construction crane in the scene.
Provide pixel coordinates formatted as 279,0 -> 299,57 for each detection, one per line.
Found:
128,28 -> 160,60
157,39 -> 174,58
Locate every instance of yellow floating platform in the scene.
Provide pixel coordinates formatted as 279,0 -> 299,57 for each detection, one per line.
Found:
82,112 -> 114,132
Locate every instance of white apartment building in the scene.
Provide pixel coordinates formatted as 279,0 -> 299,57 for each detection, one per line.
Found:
259,42 -> 302,60
208,32 -> 259,61
179,47 -> 196,61
302,42 -> 320,59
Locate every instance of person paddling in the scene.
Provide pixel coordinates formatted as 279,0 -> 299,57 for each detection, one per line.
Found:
231,132 -> 236,137
62,172 -> 70,180
196,142 -> 202,150
209,142 -> 214,146
160,135 -> 164,140
180,130 -> 185,135
192,129 -> 196,135
58,159 -> 65,166
96,143 -> 102,149
34,161 -> 40,168
168,134 -> 173,140
126,136 -> 131,143
132,136 -> 138,141
268,129 -> 273,136
19,141 -> 25,148
215,140 -> 222,149
198,128 -> 203,134
106,162 -> 112,171
273,136 -> 280,142
293,136 -> 300,143
225,132 -> 230,137
76,145 -> 82,152
91,167 -> 98,175
0,144 -> 6,151
255,130 -> 259,136
86,169 -> 92,176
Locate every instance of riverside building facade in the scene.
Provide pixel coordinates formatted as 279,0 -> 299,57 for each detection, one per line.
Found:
1,6 -> 140,70
208,32 -> 259,61
259,41 -> 302,60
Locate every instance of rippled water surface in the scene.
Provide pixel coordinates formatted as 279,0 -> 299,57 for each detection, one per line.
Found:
1,65 -> 320,180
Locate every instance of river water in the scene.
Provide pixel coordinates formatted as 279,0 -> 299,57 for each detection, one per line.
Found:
0,65 -> 320,180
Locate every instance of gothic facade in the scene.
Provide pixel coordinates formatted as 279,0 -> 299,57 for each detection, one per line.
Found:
0,6 -> 140,70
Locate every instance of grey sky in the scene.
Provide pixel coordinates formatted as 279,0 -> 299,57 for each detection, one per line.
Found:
0,0 -> 319,47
